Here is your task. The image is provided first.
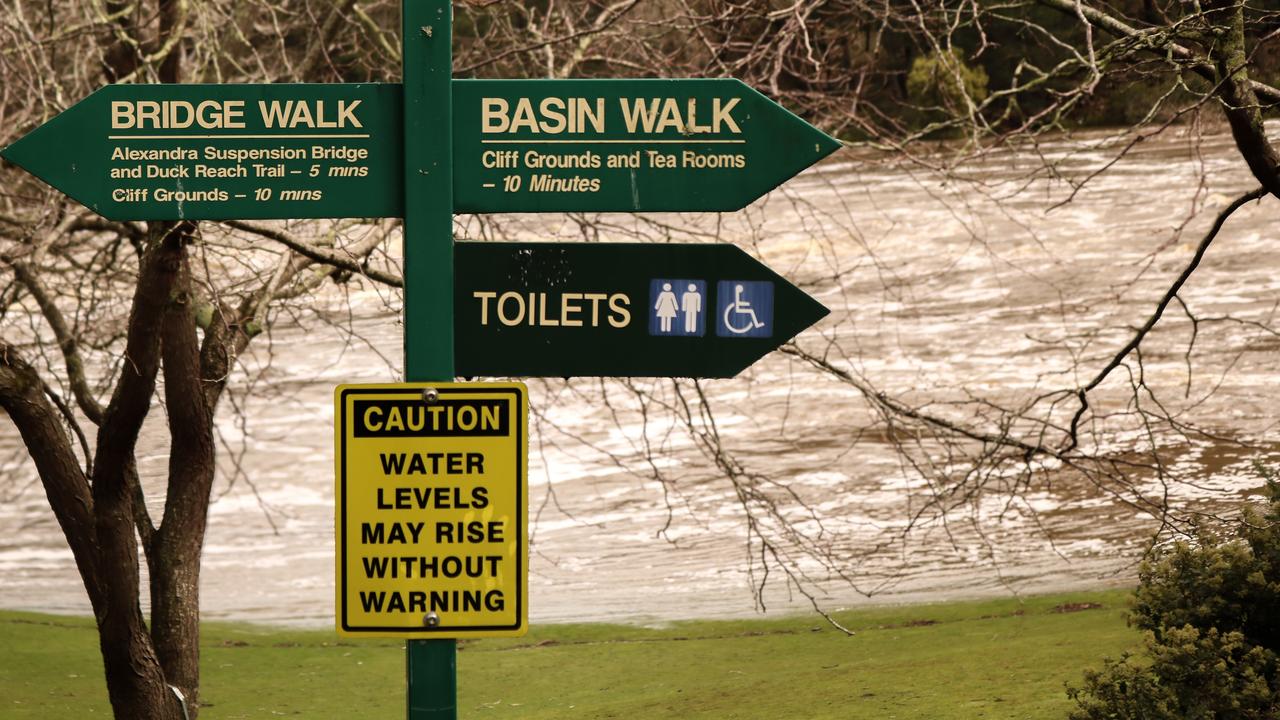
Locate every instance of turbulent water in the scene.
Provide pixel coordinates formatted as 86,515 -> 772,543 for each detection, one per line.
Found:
2,124 -> 1278,627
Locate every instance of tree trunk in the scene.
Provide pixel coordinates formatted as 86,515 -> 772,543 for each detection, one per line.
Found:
150,534 -> 205,716
151,222 -> 217,716
1207,0 -> 1280,198
96,606 -> 183,720
88,226 -> 193,720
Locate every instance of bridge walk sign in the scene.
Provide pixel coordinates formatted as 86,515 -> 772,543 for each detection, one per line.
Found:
335,383 -> 528,638
0,83 -> 403,221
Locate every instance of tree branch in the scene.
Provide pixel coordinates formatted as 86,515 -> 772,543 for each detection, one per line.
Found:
88,228 -> 177,554
158,230 -> 215,538
99,0 -> 142,82
222,220 -> 403,287
1205,0 -> 1280,198
93,224 -> 188,499
1033,0 -> 1280,106
2,255 -> 105,424
299,0 -> 359,80
781,344 -> 1055,460
151,227 -> 214,707
88,220 -> 190,719
457,0 -> 643,75
1063,187 -> 1267,451
0,343 -> 102,609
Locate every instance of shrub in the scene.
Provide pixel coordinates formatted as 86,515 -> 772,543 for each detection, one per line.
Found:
905,48 -> 989,115
1067,475 -> 1280,719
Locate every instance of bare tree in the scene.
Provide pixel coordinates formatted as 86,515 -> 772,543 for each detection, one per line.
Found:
0,2 -> 408,716
452,0 -> 1280,620
2,1 -> 1279,718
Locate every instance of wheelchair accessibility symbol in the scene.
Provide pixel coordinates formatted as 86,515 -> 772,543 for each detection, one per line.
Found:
716,281 -> 774,338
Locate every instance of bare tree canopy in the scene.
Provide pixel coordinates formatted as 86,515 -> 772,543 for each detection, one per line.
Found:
1,1 -> 1277,718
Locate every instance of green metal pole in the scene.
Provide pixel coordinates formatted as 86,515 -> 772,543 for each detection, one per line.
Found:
402,0 -> 456,718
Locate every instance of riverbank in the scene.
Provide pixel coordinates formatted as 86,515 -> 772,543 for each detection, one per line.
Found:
1,589 -> 1137,719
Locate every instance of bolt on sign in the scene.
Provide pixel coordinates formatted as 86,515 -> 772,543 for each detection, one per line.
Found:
335,383 -> 528,638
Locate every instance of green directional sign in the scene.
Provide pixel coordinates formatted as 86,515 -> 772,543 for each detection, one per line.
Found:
0,83 -> 402,221
452,79 -> 841,214
452,242 -> 829,378
2,79 -> 840,220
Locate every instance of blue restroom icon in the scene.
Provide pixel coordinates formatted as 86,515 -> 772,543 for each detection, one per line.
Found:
716,281 -> 774,338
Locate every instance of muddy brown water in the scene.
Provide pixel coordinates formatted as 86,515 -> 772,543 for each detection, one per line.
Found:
2,125 -> 1278,626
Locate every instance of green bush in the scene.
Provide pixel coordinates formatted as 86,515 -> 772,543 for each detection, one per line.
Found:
1068,475 -> 1280,719
905,48 -> 989,115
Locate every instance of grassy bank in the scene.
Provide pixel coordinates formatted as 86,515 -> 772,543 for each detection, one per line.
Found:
1,590 -> 1138,719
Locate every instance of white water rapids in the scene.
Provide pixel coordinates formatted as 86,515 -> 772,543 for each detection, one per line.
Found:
2,124 -> 1278,626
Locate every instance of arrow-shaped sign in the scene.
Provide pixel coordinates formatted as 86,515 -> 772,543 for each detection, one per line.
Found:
1,81 -> 838,221
0,83 -> 403,221
452,242 -> 829,378
452,79 -> 842,213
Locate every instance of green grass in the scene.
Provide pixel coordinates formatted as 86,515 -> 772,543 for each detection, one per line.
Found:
0,590 -> 1138,719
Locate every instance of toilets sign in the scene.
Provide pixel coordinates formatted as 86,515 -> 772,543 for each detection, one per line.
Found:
452,242 -> 829,378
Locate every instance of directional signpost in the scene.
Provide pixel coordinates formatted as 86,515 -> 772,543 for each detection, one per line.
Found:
453,242 -> 829,378
0,1 -> 841,717
401,2 -> 459,715
0,80 -> 839,220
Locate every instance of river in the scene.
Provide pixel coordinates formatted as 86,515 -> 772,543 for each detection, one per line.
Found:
2,124 -> 1278,627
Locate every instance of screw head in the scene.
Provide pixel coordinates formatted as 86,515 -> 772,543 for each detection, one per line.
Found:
424,612 -> 440,628
422,388 -> 439,405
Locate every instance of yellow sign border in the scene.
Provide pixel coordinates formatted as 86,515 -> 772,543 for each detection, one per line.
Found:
334,382 -> 528,638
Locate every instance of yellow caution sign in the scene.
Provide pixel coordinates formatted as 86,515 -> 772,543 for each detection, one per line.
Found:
334,383 -> 528,638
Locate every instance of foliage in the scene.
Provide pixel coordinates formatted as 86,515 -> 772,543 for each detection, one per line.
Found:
1068,477 -> 1280,719
906,48 -> 990,115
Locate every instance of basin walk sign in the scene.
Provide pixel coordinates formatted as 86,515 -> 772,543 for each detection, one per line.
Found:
0,0 -> 841,716
451,79 -> 842,213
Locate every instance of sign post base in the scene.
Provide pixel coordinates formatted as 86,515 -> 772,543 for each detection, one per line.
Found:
408,640 -> 457,719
